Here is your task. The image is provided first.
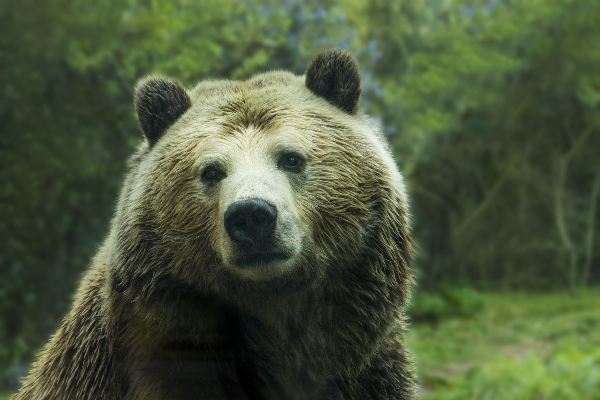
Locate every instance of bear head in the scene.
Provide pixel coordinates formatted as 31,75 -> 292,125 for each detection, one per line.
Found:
109,49 -> 410,316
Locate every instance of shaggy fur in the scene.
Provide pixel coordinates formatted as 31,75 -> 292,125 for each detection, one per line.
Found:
13,49 -> 416,400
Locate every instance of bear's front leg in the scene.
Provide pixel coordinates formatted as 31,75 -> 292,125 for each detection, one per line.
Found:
343,338 -> 416,400
12,256 -> 125,400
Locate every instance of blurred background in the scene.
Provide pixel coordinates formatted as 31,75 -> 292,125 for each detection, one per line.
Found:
1,0 -> 599,398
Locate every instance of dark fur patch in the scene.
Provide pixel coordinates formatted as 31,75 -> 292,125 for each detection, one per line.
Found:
134,76 -> 192,146
305,49 -> 362,114
218,100 -> 280,133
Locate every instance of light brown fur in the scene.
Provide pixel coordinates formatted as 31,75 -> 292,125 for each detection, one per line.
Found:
14,50 -> 415,400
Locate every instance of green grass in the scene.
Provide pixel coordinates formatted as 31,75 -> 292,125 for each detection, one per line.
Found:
407,289 -> 600,399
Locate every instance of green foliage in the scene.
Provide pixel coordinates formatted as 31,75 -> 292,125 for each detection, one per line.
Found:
435,348 -> 600,400
409,287 -> 485,323
408,289 -> 600,399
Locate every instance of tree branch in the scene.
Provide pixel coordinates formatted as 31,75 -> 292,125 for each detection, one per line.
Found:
452,155 -> 520,240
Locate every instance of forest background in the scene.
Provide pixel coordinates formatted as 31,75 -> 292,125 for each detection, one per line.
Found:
1,0 -> 599,398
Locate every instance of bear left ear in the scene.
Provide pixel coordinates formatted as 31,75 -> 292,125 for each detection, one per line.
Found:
305,48 -> 362,114
134,76 -> 191,147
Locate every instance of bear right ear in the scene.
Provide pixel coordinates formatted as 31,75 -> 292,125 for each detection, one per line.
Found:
305,49 -> 362,114
134,76 -> 191,147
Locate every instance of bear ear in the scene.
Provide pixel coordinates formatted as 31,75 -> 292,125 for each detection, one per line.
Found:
134,76 -> 191,147
305,48 -> 362,115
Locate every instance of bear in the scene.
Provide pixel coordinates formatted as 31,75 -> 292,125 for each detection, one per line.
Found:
13,49 -> 415,400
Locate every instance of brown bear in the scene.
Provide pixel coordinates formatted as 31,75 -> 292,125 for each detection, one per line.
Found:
13,49 -> 415,400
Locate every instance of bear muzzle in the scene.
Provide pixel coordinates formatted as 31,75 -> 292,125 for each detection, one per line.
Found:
224,198 -> 291,267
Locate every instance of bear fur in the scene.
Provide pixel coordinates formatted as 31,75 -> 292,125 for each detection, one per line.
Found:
13,49 -> 415,400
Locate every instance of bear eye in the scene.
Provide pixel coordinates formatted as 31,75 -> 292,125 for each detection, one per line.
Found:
201,166 -> 225,183
279,153 -> 305,172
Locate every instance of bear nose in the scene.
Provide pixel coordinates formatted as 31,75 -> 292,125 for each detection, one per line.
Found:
224,199 -> 277,247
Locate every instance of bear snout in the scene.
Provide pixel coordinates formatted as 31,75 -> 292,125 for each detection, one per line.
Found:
224,198 -> 278,253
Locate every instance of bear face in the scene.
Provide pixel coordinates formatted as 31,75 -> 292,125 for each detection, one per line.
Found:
120,53 -> 405,314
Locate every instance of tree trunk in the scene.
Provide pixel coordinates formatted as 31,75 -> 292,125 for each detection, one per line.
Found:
554,158 -> 578,292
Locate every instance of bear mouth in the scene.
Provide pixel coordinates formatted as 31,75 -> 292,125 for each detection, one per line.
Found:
235,251 -> 291,268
